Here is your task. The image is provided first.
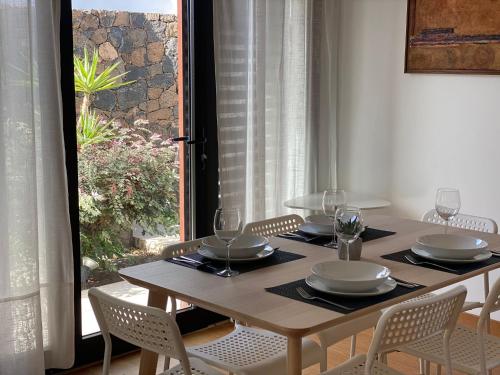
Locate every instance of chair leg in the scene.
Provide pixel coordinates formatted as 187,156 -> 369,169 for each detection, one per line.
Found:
380,353 -> 388,365
419,358 -> 425,375
424,360 -> 430,375
164,356 -> 171,371
349,335 -> 357,358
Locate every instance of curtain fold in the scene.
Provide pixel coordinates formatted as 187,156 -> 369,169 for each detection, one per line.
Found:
213,0 -> 339,223
0,0 -> 75,373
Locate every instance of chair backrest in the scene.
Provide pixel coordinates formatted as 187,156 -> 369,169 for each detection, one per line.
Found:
162,238 -> 202,258
422,209 -> 498,234
88,288 -> 192,375
243,214 -> 305,237
365,286 -> 467,375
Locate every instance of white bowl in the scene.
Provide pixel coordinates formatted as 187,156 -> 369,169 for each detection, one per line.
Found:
416,234 -> 488,260
311,261 -> 391,292
305,215 -> 334,233
202,234 -> 268,259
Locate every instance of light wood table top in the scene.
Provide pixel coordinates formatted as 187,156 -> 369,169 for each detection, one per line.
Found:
119,214 -> 500,338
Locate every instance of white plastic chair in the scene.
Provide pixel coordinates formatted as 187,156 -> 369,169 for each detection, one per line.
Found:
422,209 -> 497,323
321,286 -> 467,375
242,214 -> 305,237
88,287 -> 223,375
422,209 -> 498,234
244,214 -> 379,365
162,239 -> 325,374
399,277 -> 500,375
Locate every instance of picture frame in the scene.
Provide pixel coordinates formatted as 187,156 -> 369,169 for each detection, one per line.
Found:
405,0 -> 500,74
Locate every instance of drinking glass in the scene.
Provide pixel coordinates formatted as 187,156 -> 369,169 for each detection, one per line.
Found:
213,208 -> 243,277
322,189 -> 346,248
435,188 -> 461,234
334,206 -> 364,261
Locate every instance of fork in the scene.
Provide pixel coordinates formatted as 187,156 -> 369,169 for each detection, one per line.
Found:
404,255 -> 459,273
280,232 -> 321,242
390,277 -> 419,288
172,257 -> 201,265
296,287 -> 354,311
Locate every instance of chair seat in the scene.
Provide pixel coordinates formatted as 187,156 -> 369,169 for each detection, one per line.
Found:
400,325 -> 500,374
186,325 -> 322,375
163,357 -> 225,375
321,354 -> 404,375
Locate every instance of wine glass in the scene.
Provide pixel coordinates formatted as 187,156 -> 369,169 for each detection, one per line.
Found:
334,206 -> 364,261
213,208 -> 243,277
435,188 -> 461,234
322,189 -> 346,248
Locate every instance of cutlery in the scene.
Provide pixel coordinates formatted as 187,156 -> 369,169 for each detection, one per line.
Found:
404,255 -> 459,273
172,257 -> 202,265
179,255 -> 204,264
280,233 -> 321,242
390,277 -> 419,289
173,257 -> 199,264
296,287 -> 354,311
173,257 -> 220,272
490,250 -> 500,257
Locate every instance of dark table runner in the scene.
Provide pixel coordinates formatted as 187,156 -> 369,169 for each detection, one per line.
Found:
266,278 -> 425,314
165,249 -> 305,277
278,227 -> 396,247
382,249 -> 500,275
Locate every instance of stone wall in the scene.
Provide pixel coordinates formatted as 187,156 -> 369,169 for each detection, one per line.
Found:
72,10 -> 178,137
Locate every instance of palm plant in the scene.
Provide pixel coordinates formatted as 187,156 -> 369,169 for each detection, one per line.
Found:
74,47 -> 134,115
73,47 -> 134,148
77,110 -> 116,148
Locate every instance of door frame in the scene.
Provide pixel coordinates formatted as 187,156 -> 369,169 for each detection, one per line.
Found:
55,0 -> 224,371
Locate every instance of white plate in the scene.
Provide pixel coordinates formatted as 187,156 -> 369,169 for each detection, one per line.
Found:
299,222 -> 333,236
416,234 -> 488,259
202,234 -> 269,258
411,244 -> 492,264
311,261 -> 391,292
305,215 -> 334,233
197,245 -> 275,262
305,274 -> 397,297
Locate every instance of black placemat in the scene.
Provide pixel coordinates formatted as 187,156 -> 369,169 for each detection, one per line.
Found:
266,278 -> 425,314
165,249 -> 305,276
382,249 -> 500,275
277,227 -> 396,247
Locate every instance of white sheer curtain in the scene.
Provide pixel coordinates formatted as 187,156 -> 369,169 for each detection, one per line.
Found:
213,0 -> 339,223
0,1 -> 74,373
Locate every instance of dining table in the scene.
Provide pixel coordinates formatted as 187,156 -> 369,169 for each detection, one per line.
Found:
284,191 -> 391,211
118,214 -> 500,375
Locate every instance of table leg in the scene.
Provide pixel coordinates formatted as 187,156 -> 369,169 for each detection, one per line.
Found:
287,335 -> 302,375
138,290 -> 168,375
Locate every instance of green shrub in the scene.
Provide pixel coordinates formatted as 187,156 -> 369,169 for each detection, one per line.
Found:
78,128 -> 179,269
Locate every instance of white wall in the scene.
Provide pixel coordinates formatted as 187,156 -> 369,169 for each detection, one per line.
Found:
338,0 -> 500,318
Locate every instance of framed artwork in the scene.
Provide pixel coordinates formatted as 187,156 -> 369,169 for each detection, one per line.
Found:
405,0 -> 500,74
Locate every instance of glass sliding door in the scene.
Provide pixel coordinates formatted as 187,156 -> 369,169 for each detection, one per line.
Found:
58,0 -> 225,370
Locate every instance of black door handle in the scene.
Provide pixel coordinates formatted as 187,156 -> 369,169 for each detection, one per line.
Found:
171,136 -> 207,145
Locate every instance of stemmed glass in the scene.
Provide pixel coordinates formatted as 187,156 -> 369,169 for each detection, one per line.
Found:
213,208 -> 243,277
435,188 -> 461,234
334,206 -> 364,261
322,189 -> 346,248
